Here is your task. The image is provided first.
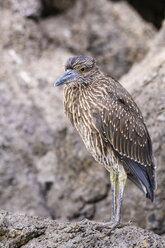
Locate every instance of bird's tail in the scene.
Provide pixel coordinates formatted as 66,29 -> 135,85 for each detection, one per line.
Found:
123,157 -> 156,201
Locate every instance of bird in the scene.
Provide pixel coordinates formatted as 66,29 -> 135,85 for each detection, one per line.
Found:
54,55 -> 156,233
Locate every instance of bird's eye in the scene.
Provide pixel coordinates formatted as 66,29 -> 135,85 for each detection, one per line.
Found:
79,68 -> 86,73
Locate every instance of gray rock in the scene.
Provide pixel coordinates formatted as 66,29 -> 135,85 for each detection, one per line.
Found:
121,20 -> 165,235
43,0 -> 77,13
0,41 -> 74,217
124,0 -> 164,29
40,0 -> 156,78
0,0 -> 42,18
0,0 -> 164,238
0,7 -> 109,220
0,9 -> 47,60
0,210 -> 164,248
0,7 -> 73,216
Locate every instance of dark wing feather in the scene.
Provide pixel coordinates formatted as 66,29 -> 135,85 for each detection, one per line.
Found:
123,157 -> 154,201
100,96 -> 153,167
92,81 -> 156,198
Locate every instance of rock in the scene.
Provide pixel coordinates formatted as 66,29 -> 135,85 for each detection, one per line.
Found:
40,0 -> 156,79
0,7 -> 109,221
0,41 -> 109,220
125,0 -> 165,29
120,20 -> 165,234
0,8 -> 73,217
42,0 -> 77,15
0,0 -> 164,238
0,0 -> 42,18
0,210 -> 164,248
0,9 -> 47,60
0,41 -> 75,218
45,129 -> 109,220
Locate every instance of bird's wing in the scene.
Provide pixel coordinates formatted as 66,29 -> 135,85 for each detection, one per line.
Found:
92,93 -> 153,167
92,87 -> 156,198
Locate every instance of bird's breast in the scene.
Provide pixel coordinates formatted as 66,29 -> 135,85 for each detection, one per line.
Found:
77,119 -> 119,172
63,85 -> 119,172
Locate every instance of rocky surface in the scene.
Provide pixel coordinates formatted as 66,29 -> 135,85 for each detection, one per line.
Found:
121,21 -> 165,235
0,6 -> 110,221
1,0 -> 164,29
0,210 -> 165,248
125,0 -> 165,29
0,0 -> 42,18
0,0 -> 156,79
0,0 -> 164,246
42,0 -> 77,14
40,0 -> 156,79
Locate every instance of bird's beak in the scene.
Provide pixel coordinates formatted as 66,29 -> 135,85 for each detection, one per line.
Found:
54,69 -> 78,87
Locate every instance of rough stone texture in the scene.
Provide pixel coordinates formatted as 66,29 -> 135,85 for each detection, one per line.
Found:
0,0 -> 77,18
42,0 -> 77,14
0,46 -> 109,220
40,0 -> 156,79
125,0 -> 165,29
0,210 -> 164,248
0,47 -> 70,217
0,0 -> 42,18
1,0 -> 164,29
0,9 -> 47,59
0,0 -> 164,244
0,8 -> 110,221
0,0 -> 157,225
121,21 -> 165,235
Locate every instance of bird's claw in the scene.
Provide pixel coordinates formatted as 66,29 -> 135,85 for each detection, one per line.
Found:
93,219 -> 136,235
80,218 -> 103,227
80,218 -> 135,235
94,221 -> 114,230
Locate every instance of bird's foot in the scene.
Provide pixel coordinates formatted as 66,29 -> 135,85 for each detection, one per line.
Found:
81,218 -> 135,235
80,218 -> 104,226
94,219 -> 135,235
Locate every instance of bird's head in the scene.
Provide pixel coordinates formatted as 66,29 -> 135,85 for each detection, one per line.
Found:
54,56 -> 99,88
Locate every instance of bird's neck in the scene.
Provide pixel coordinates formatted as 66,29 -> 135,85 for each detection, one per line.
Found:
64,82 -> 97,127
63,85 -> 81,126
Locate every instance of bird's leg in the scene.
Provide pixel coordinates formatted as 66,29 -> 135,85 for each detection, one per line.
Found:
107,169 -> 127,232
116,169 -> 127,223
84,172 -> 118,228
85,168 -> 133,233
94,171 -> 118,229
110,172 -> 118,222
105,169 -> 136,235
95,169 -> 127,233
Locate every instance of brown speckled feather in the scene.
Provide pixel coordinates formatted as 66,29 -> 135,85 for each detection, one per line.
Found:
92,78 -> 153,167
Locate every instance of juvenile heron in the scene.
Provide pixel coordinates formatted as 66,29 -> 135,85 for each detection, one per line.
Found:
54,56 -> 156,233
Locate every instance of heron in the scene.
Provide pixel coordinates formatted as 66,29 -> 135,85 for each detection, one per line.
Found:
54,56 -> 156,233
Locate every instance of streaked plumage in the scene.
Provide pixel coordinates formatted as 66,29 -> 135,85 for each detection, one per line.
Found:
55,55 -> 156,232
